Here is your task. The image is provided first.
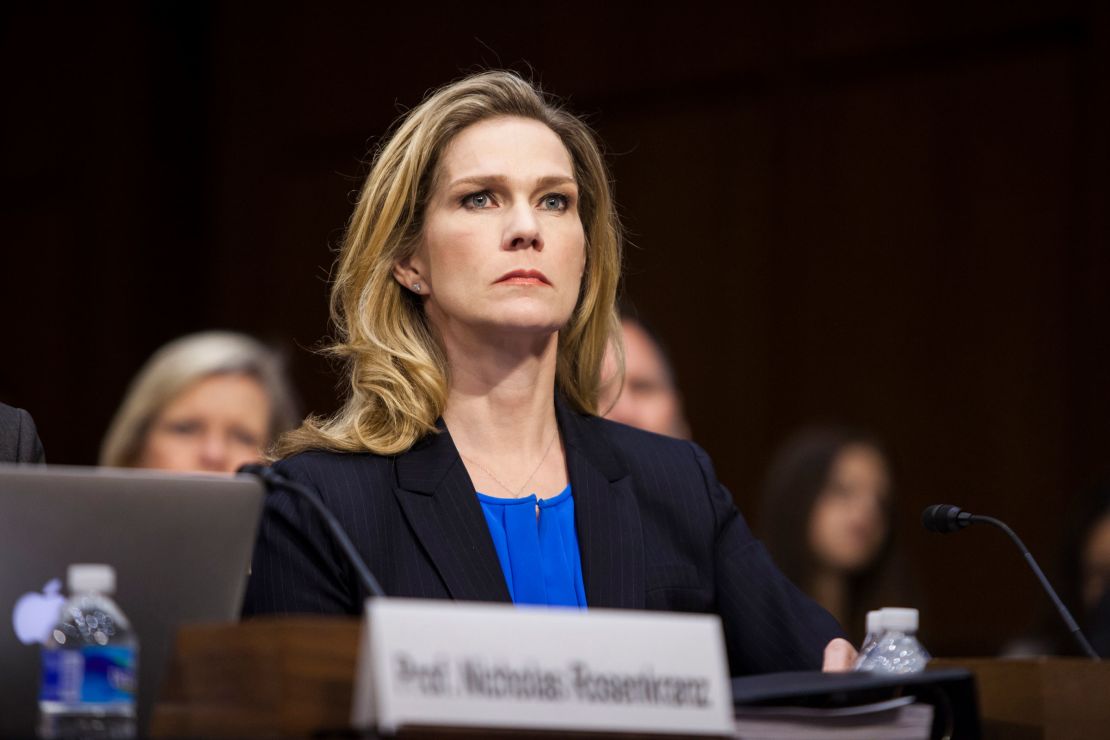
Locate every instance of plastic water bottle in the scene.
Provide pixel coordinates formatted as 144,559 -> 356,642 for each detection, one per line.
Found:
38,564 -> 138,739
857,609 -> 882,657
855,607 -> 930,674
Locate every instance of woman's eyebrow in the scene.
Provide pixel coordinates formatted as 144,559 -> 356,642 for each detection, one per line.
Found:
534,175 -> 577,190
446,174 -> 577,190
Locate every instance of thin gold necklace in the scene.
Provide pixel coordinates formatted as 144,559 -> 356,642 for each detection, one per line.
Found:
459,426 -> 559,498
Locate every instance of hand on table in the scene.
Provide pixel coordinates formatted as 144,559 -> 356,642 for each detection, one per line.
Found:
821,638 -> 858,672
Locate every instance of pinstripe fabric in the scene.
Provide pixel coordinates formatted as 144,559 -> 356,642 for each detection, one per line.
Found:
242,397 -> 844,675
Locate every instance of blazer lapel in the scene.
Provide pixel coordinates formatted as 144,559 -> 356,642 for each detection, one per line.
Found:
393,424 -> 511,603
557,399 -> 646,609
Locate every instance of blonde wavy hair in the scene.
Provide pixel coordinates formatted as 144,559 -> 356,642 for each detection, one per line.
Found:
277,71 -> 623,457
100,331 -> 301,467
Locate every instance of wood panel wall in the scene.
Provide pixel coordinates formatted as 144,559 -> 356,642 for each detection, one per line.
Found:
2,1 -> 1107,656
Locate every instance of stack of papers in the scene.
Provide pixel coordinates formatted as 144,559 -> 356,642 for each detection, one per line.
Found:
734,696 -> 934,739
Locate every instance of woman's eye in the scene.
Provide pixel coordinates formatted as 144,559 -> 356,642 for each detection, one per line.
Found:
230,428 -> 261,447
461,191 -> 495,209
540,193 -> 569,211
165,420 -> 202,436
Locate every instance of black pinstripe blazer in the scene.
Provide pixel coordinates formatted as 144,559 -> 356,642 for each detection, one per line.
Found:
0,404 -> 45,463
242,398 -> 845,675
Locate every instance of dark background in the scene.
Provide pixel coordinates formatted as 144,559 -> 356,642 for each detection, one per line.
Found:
2,2 -> 1108,656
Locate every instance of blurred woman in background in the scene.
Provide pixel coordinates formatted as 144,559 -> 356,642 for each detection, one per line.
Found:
1071,484 -> 1110,656
1005,479 -> 1110,657
760,426 -> 908,640
100,331 -> 300,473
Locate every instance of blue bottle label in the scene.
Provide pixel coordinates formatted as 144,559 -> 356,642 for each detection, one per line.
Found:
41,646 -> 137,705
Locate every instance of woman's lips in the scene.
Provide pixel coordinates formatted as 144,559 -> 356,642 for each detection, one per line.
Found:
495,269 -> 551,286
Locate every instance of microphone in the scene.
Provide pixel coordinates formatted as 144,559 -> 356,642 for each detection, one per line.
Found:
922,504 -> 1099,659
239,463 -> 386,599
921,504 -> 972,533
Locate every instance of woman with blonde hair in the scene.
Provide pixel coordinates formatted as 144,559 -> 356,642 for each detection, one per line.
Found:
100,331 -> 299,473
243,71 -> 853,674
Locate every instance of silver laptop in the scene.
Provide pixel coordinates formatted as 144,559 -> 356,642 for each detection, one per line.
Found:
0,464 -> 264,737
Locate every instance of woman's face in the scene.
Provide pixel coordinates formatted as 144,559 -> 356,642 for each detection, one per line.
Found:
808,444 -> 891,573
396,116 -> 586,342
138,373 -> 271,474
1082,514 -> 1110,610
600,319 -> 689,439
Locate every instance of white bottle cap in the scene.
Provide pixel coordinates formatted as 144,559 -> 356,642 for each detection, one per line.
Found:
865,610 -> 882,635
879,607 -> 918,633
67,564 -> 116,594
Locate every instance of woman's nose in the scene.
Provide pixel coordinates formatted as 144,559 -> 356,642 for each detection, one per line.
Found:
198,433 -> 229,471
503,202 -> 543,251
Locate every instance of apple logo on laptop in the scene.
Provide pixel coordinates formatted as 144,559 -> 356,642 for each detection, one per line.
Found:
12,578 -> 64,645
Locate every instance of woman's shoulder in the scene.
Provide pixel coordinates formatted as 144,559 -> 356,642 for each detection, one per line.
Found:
580,413 -> 709,475
272,448 -> 394,488
577,415 -> 727,522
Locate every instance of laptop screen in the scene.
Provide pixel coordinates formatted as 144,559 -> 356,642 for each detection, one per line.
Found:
0,464 -> 263,736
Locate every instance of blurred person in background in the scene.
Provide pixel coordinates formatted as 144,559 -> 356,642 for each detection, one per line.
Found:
599,316 -> 690,439
1005,479 -> 1110,657
0,402 -> 45,463
759,426 -> 908,641
100,331 -> 300,473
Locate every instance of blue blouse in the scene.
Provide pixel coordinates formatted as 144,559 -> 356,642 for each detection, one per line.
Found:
475,484 -> 587,608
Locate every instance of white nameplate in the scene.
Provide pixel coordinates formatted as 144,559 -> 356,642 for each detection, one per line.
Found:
351,598 -> 733,736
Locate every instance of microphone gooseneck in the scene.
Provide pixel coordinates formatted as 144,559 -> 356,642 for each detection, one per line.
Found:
922,504 -> 1099,660
239,463 -> 386,599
